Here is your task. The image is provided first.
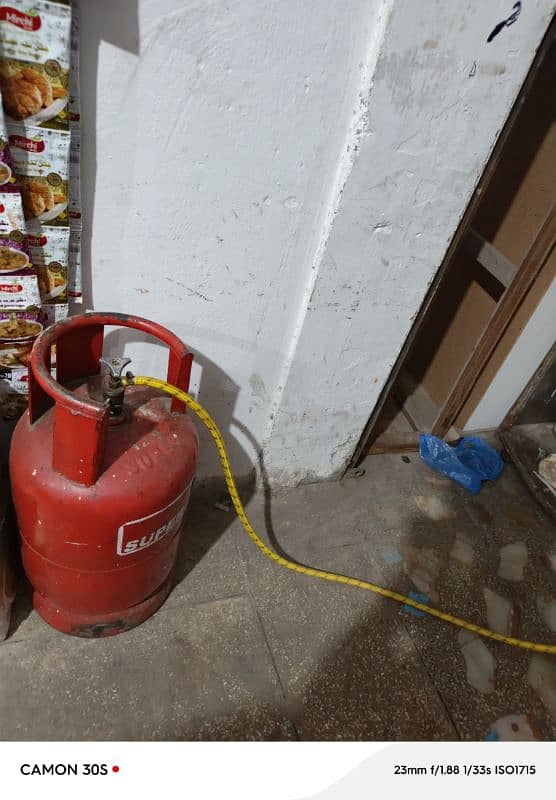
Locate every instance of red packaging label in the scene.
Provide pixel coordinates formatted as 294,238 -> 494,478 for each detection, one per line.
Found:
0,7 -> 41,31
116,484 -> 191,556
8,134 -> 45,153
27,234 -> 48,247
0,283 -> 22,293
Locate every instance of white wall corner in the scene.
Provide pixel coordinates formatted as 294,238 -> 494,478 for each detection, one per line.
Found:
263,0 -> 555,486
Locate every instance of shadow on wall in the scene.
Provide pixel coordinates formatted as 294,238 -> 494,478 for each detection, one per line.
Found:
77,0 -> 140,308
102,327 -> 258,483
76,0 -> 262,480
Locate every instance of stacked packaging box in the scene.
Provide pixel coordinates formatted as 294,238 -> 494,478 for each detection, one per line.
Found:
0,0 -> 80,419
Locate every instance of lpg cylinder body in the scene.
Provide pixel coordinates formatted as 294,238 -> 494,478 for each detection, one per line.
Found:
9,313 -> 198,637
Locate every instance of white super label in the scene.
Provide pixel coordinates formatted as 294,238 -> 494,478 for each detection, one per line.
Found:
116,484 -> 191,556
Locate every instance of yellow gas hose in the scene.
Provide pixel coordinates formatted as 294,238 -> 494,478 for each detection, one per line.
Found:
125,375 -> 556,656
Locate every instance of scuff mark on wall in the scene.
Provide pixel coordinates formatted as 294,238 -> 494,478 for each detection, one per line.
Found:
165,277 -> 213,303
249,373 -> 269,409
487,1 -> 522,43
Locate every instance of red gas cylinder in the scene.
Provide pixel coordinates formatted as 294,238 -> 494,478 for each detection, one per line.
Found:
9,312 -> 198,637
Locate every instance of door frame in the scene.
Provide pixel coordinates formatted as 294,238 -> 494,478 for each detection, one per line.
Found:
348,16 -> 556,469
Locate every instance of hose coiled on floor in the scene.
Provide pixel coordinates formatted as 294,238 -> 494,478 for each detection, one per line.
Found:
123,374 -> 556,656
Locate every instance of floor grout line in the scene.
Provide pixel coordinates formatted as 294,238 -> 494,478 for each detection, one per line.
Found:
233,535 -> 301,741
401,617 -> 462,741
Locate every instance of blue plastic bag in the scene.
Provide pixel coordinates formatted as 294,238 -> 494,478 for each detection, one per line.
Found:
419,434 -> 504,494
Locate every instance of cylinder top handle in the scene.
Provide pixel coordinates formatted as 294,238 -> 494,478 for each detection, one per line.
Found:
28,312 -> 194,486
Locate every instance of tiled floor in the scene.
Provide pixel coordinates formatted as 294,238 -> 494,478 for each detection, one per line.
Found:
1,448 -> 555,740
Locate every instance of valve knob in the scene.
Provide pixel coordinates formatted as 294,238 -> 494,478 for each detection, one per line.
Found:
99,356 -> 132,378
99,357 -> 132,418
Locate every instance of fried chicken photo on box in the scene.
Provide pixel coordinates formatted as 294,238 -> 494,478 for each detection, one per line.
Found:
0,64 -> 65,121
21,179 -> 64,220
37,265 -> 65,298
1,73 -> 41,119
20,68 -> 53,108
21,179 -> 54,219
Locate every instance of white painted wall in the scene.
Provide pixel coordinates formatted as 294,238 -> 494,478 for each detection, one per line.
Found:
80,0 -> 555,483
263,0 -> 555,483
467,278 -> 556,430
